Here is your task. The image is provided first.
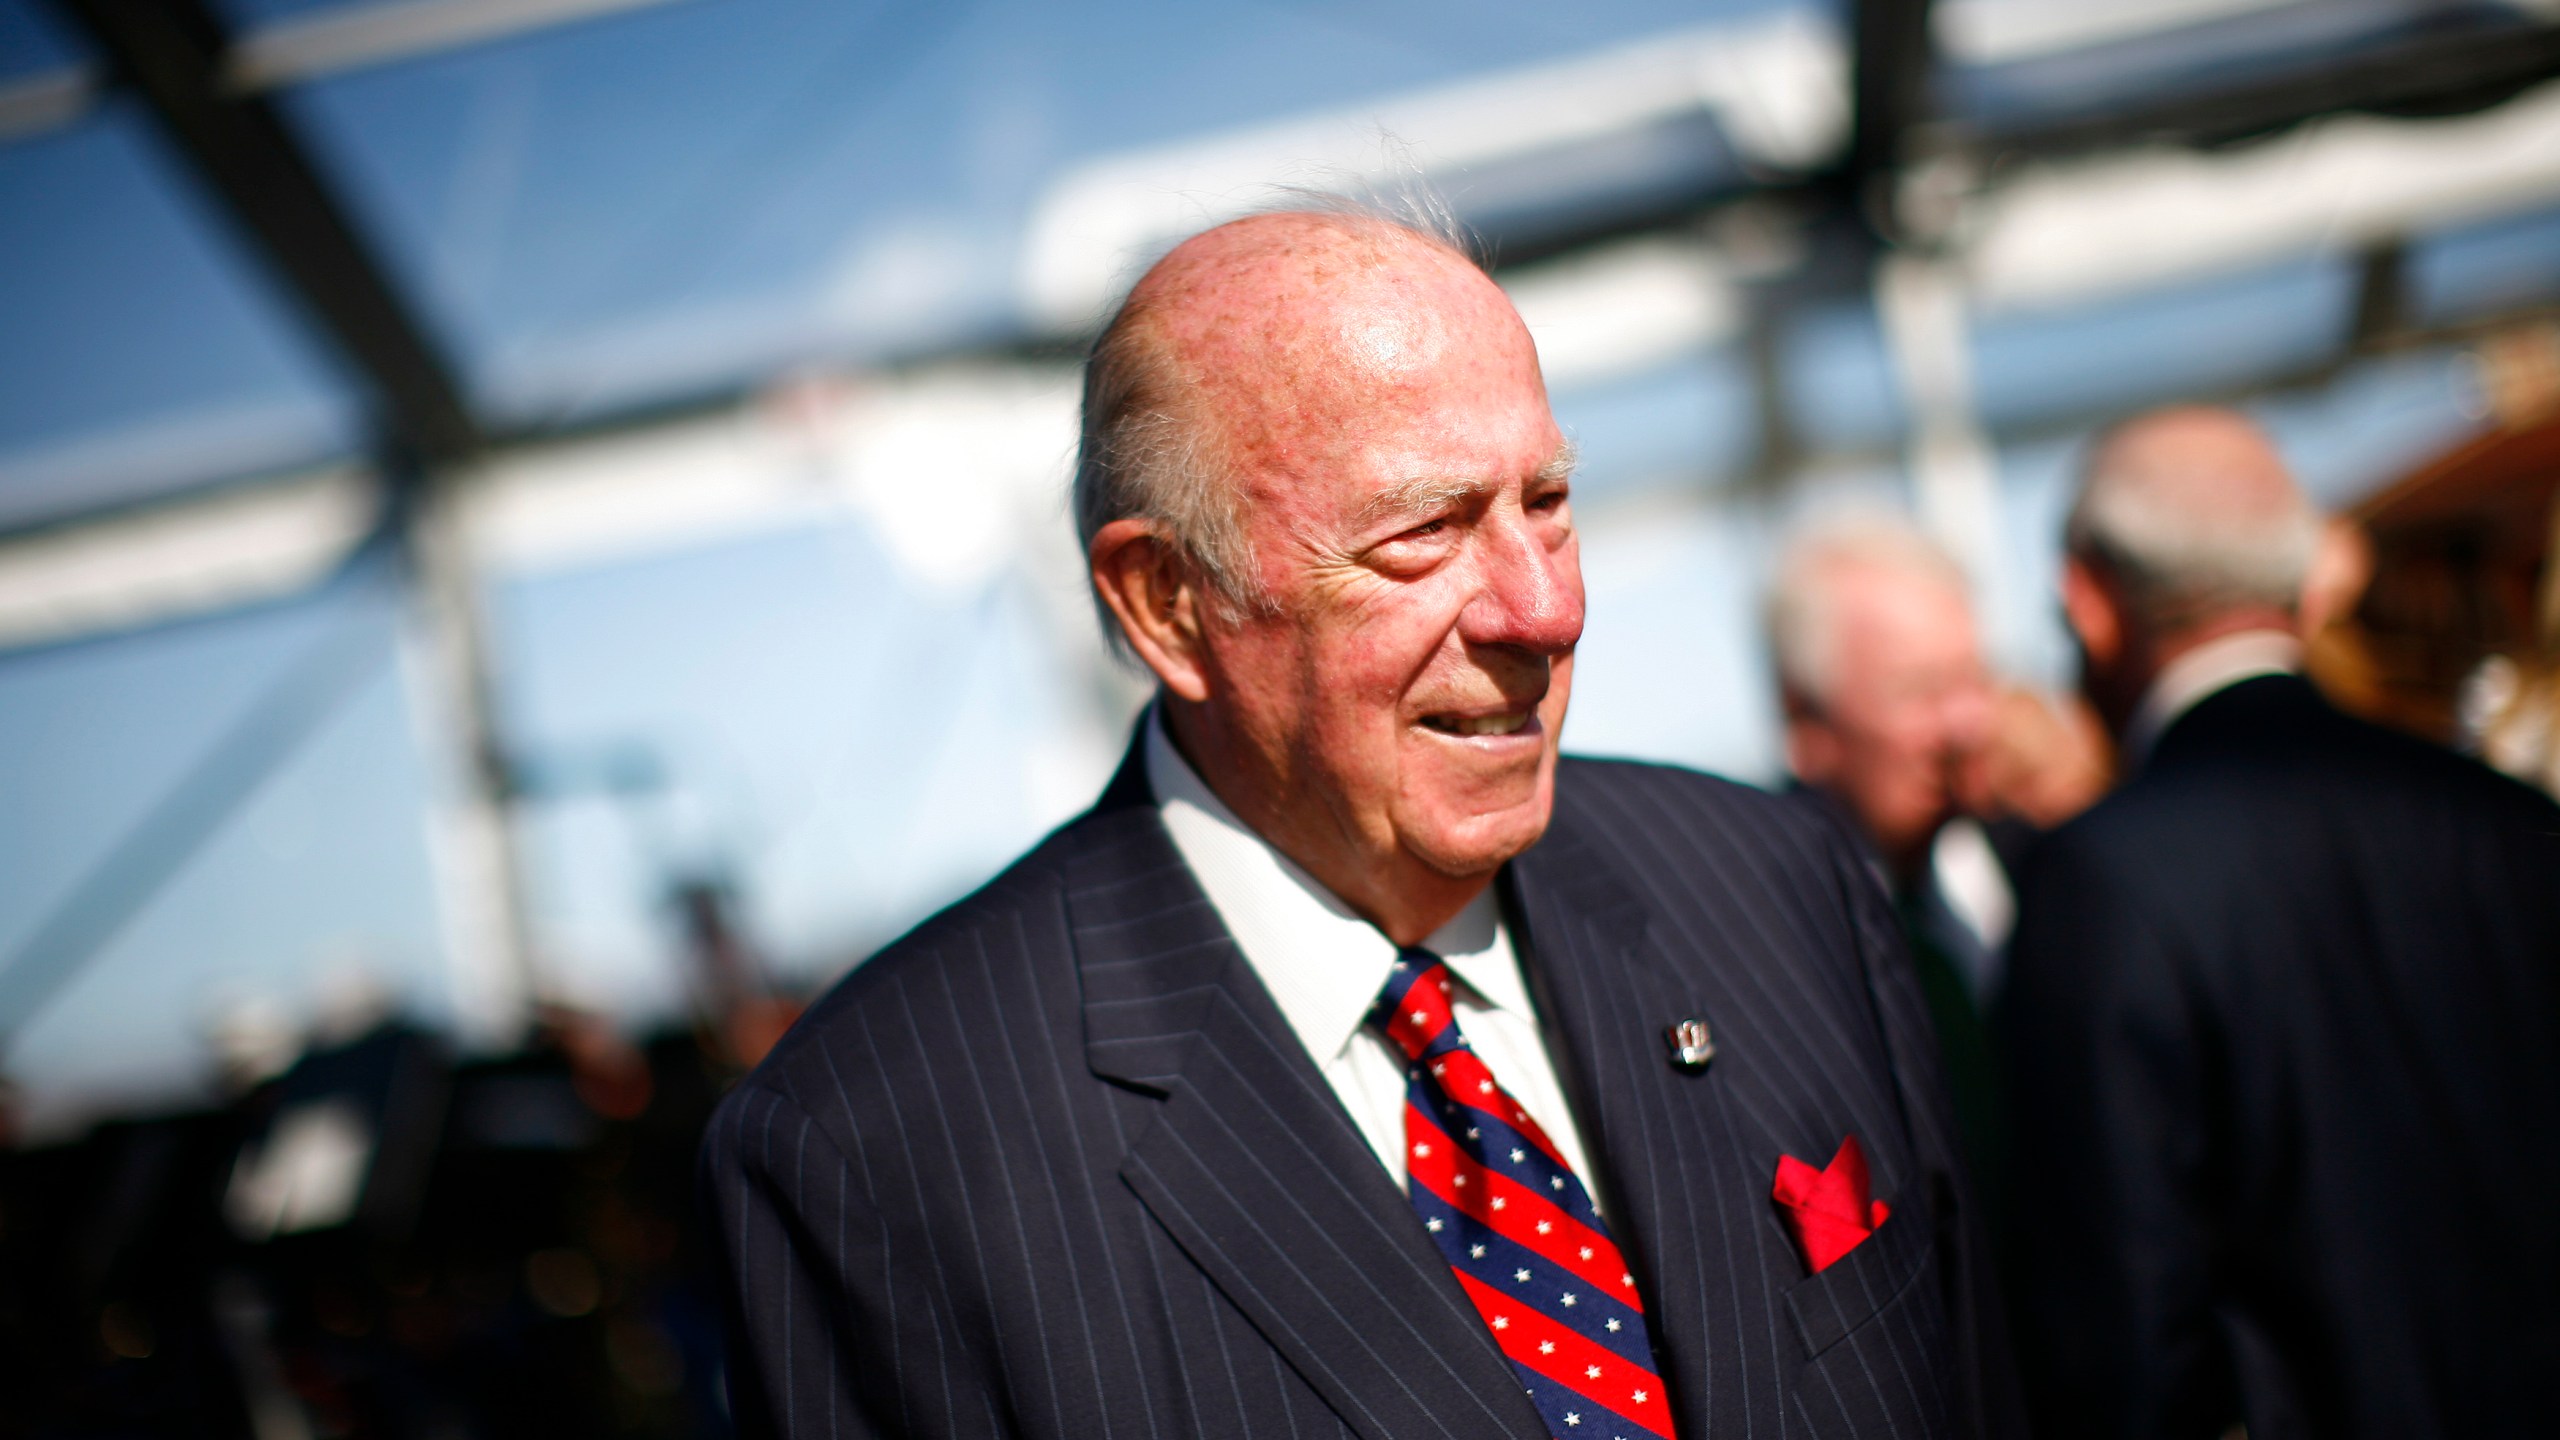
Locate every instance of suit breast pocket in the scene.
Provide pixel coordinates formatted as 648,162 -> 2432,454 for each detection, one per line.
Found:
1784,1204 -> 1930,1358
1782,1208 -> 1953,1435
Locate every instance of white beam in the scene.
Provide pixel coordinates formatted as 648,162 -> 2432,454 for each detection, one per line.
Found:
226,0 -> 688,91
1502,235 -> 1740,392
0,65 -> 96,144
1935,0 -> 2297,67
1877,252 -> 2004,593
0,468 -> 376,651
1958,76 -> 2560,313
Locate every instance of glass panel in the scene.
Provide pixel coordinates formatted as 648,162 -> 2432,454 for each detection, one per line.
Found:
267,0 -> 1806,425
2250,345 -> 2483,508
1783,296 -> 1906,452
1551,348 -> 1760,504
2408,204 -> 2560,328
1570,491 -> 1793,779
491,516 -> 1130,1007
0,575 -> 453,1133
1969,257 -> 2354,432
1941,0 -> 2538,128
0,0 -> 85,82
0,101 -> 362,530
211,0 -> 404,28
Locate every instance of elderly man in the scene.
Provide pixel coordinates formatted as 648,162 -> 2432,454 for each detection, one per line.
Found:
1767,519 -> 2005,982
1765,518 -> 2005,1205
2000,407 -> 2560,1440
704,208 -> 2017,1440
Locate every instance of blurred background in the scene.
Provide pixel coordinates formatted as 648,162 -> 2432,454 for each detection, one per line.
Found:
2,0 -> 2557,1434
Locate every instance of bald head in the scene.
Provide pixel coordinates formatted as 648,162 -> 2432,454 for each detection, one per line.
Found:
2067,406 -> 2321,637
1073,210 -> 1517,626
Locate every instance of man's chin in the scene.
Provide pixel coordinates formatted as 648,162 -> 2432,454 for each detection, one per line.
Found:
1398,791 -> 1557,880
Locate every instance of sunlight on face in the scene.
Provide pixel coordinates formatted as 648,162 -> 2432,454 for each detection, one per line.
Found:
1189,237 -> 1583,903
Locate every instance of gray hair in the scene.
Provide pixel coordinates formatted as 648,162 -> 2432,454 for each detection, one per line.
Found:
1765,512 -> 1971,711
2064,413 -> 2322,635
1071,186 -> 1482,652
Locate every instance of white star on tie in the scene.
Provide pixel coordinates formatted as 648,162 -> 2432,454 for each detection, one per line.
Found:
1514,1268 -> 1531,1283
1621,1273 -> 1634,1287
1563,1412 -> 1580,1427
1453,1174 -> 1467,1187
1426,1217 -> 1443,1232
1579,1246 -> 1594,1260
1410,1009 -> 1429,1025
1413,1142 -> 1431,1158
1585,1365 -> 1603,1380
1535,1221 -> 1553,1235
1478,1079 -> 1495,1094
1632,1390 -> 1648,1405
1561,1293 -> 1578,1307
1538,1340 -> 1555,1355
1490,1197 -> 1506,1211
1469,1244 -> 1486,1259
1551,1176 -> 1566,1191
1438,979 -> 1451,993
1466,1127 -> 1480,1139
1605,1318 -> 1622,1332
1491,1316 -> 1510,1330
1431,1062 -> 1445,1076
1509,1147 -> 1526,1163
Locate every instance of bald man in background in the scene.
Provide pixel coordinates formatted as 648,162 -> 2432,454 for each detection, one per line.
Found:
2000,407 -> 2560,1439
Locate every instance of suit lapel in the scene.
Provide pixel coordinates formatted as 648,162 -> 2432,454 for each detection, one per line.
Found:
1066,741 -> 1548,1440
1500,813 -> 1676,1264
1504,807 -> 1751,1428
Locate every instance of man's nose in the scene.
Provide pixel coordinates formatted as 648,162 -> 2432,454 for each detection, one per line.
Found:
1460,514 -> 1583,656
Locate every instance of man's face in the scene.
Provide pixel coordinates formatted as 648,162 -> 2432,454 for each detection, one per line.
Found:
1180,241 -> 1583,900
1789,570 -> 1990,872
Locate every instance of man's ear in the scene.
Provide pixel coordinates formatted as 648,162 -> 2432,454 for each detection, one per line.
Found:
1089,518 -> 1214,702
2060,556 -> 2123,669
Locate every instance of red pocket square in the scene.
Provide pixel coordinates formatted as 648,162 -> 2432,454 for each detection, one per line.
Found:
1771,1135 -> 1890,1274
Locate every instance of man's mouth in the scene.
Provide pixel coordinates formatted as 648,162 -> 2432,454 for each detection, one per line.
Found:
1419,711 -> 1533,738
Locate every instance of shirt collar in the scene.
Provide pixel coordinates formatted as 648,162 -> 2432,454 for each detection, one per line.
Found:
1143,707 -> 1525,1062
2122,628 -> 2303,770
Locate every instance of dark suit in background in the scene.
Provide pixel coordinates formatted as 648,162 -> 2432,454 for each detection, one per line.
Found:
2000,674 -> 2560,1438
705,746 -> 2020,1440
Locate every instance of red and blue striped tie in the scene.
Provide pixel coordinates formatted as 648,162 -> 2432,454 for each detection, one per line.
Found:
1374,951 -> 1681,1440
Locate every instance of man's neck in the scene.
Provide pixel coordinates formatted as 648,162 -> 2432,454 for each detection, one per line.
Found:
2119,618 -> 2302,767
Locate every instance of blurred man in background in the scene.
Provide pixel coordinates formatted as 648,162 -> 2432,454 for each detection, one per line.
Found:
1767,518 -> 2008,1177
2001,406 -> 2560,1440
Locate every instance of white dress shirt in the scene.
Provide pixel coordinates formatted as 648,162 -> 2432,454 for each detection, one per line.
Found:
1144,712 -> 1600,1192
2121,628 -> 2304,770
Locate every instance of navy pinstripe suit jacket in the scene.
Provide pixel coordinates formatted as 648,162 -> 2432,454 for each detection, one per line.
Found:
704,741 -> 2022,1440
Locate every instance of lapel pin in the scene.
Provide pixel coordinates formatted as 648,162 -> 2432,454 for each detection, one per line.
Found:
1665,1016 -> 1715,1072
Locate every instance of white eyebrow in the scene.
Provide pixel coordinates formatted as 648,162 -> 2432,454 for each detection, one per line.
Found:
1354,474 -> 1492,529
1352,441 -> 1578,530
1536,440 -> 1580,486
